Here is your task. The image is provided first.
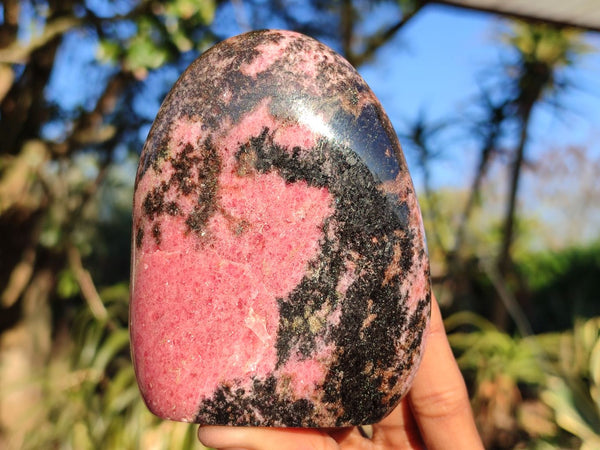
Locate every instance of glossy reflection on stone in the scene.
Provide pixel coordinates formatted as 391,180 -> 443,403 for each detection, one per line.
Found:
130,29 -> 431,427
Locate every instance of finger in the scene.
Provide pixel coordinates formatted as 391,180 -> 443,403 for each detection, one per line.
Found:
372,398 -> 425,449
323,426 -> 366,447
408,298 -> 484,450
198,425 -> 340,450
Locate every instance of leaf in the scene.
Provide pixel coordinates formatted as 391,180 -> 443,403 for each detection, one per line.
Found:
97,39 -> 122,64
444,310 -> 498,333
540,318 -> 600,447
99,282 -> 130,305
542,376 -> 597,442
92,328 -> 130,373
590,338 -> 600,408
196,0 -> 216,24
167,0 -> 216,24
105,366 -> 138,413
57,269 -> 80,299
170,27 -> 193,52
71,421 -> 94,450
126,35 -> 169,71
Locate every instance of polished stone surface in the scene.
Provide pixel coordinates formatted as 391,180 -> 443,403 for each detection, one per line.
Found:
130,29 -> 431,427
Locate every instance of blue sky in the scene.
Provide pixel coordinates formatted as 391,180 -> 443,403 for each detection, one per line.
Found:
40,1 -> 600,246
356,2 -> 600,246
209,1 -> 600,191
355,3 -> 600,190
46,2 -> 600,194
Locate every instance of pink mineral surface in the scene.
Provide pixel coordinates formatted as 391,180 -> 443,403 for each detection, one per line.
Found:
130,29 -> 431,427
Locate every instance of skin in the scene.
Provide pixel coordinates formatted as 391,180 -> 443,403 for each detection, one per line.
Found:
197,296 -> 484,450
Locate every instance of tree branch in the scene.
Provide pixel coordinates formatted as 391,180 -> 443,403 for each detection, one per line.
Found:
0,16 -> 83,64
351,0 -> 426,67
340,0 -> 355,59
67,72 -> 134,150
1,246 -> 36,308
67,244 -> 108,322
0,0 -> 20,49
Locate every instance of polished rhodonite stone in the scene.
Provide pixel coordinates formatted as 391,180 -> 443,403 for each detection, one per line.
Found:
130,29 -> 431,427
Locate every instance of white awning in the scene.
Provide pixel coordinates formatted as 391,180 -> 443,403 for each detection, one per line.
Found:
434,0 -> 600,32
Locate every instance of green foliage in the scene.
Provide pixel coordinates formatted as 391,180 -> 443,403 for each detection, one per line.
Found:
518,242 -> 600,292
447,309 -> 600,448
97,39 -> 122,63
57,269 -> 80,299
517,242 -> 600,332
125,18 -> 171,72
166,0 -> 216,23
446,311 -> 549,448
505,22 -> 590,70
540,318 -> 600,449
18,285 -> 206,450
98,0 -> 216,75
447,311 -> 545,385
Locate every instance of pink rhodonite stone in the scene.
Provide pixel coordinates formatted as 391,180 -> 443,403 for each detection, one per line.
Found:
130,29 -> 431,427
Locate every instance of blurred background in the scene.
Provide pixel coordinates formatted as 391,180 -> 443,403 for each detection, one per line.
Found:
1,0 -> 599,449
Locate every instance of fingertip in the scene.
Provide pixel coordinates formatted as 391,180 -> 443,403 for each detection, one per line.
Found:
197,425 -> 240,448
197,425 -> 339,450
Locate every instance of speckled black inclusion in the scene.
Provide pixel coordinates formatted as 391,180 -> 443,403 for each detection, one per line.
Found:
135,29 -> 368,185
196,375 -> 318,426
136,138 -> 221,248
136,30 -> 288,181
227,127 -> 428,426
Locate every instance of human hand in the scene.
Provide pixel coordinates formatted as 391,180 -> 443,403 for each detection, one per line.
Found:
198,297 -> 484,449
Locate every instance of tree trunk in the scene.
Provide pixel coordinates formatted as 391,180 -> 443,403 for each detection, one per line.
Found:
453,137 -> 495,256
0,269 -> 53,449
494,105 -> 533,329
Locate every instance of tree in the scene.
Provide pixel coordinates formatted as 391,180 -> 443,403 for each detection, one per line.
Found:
495,22 -> 588,328
0,1 -> 425,447
400,110 -> 451,255
452,90 -> 508,258
0,1 -> 219,447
